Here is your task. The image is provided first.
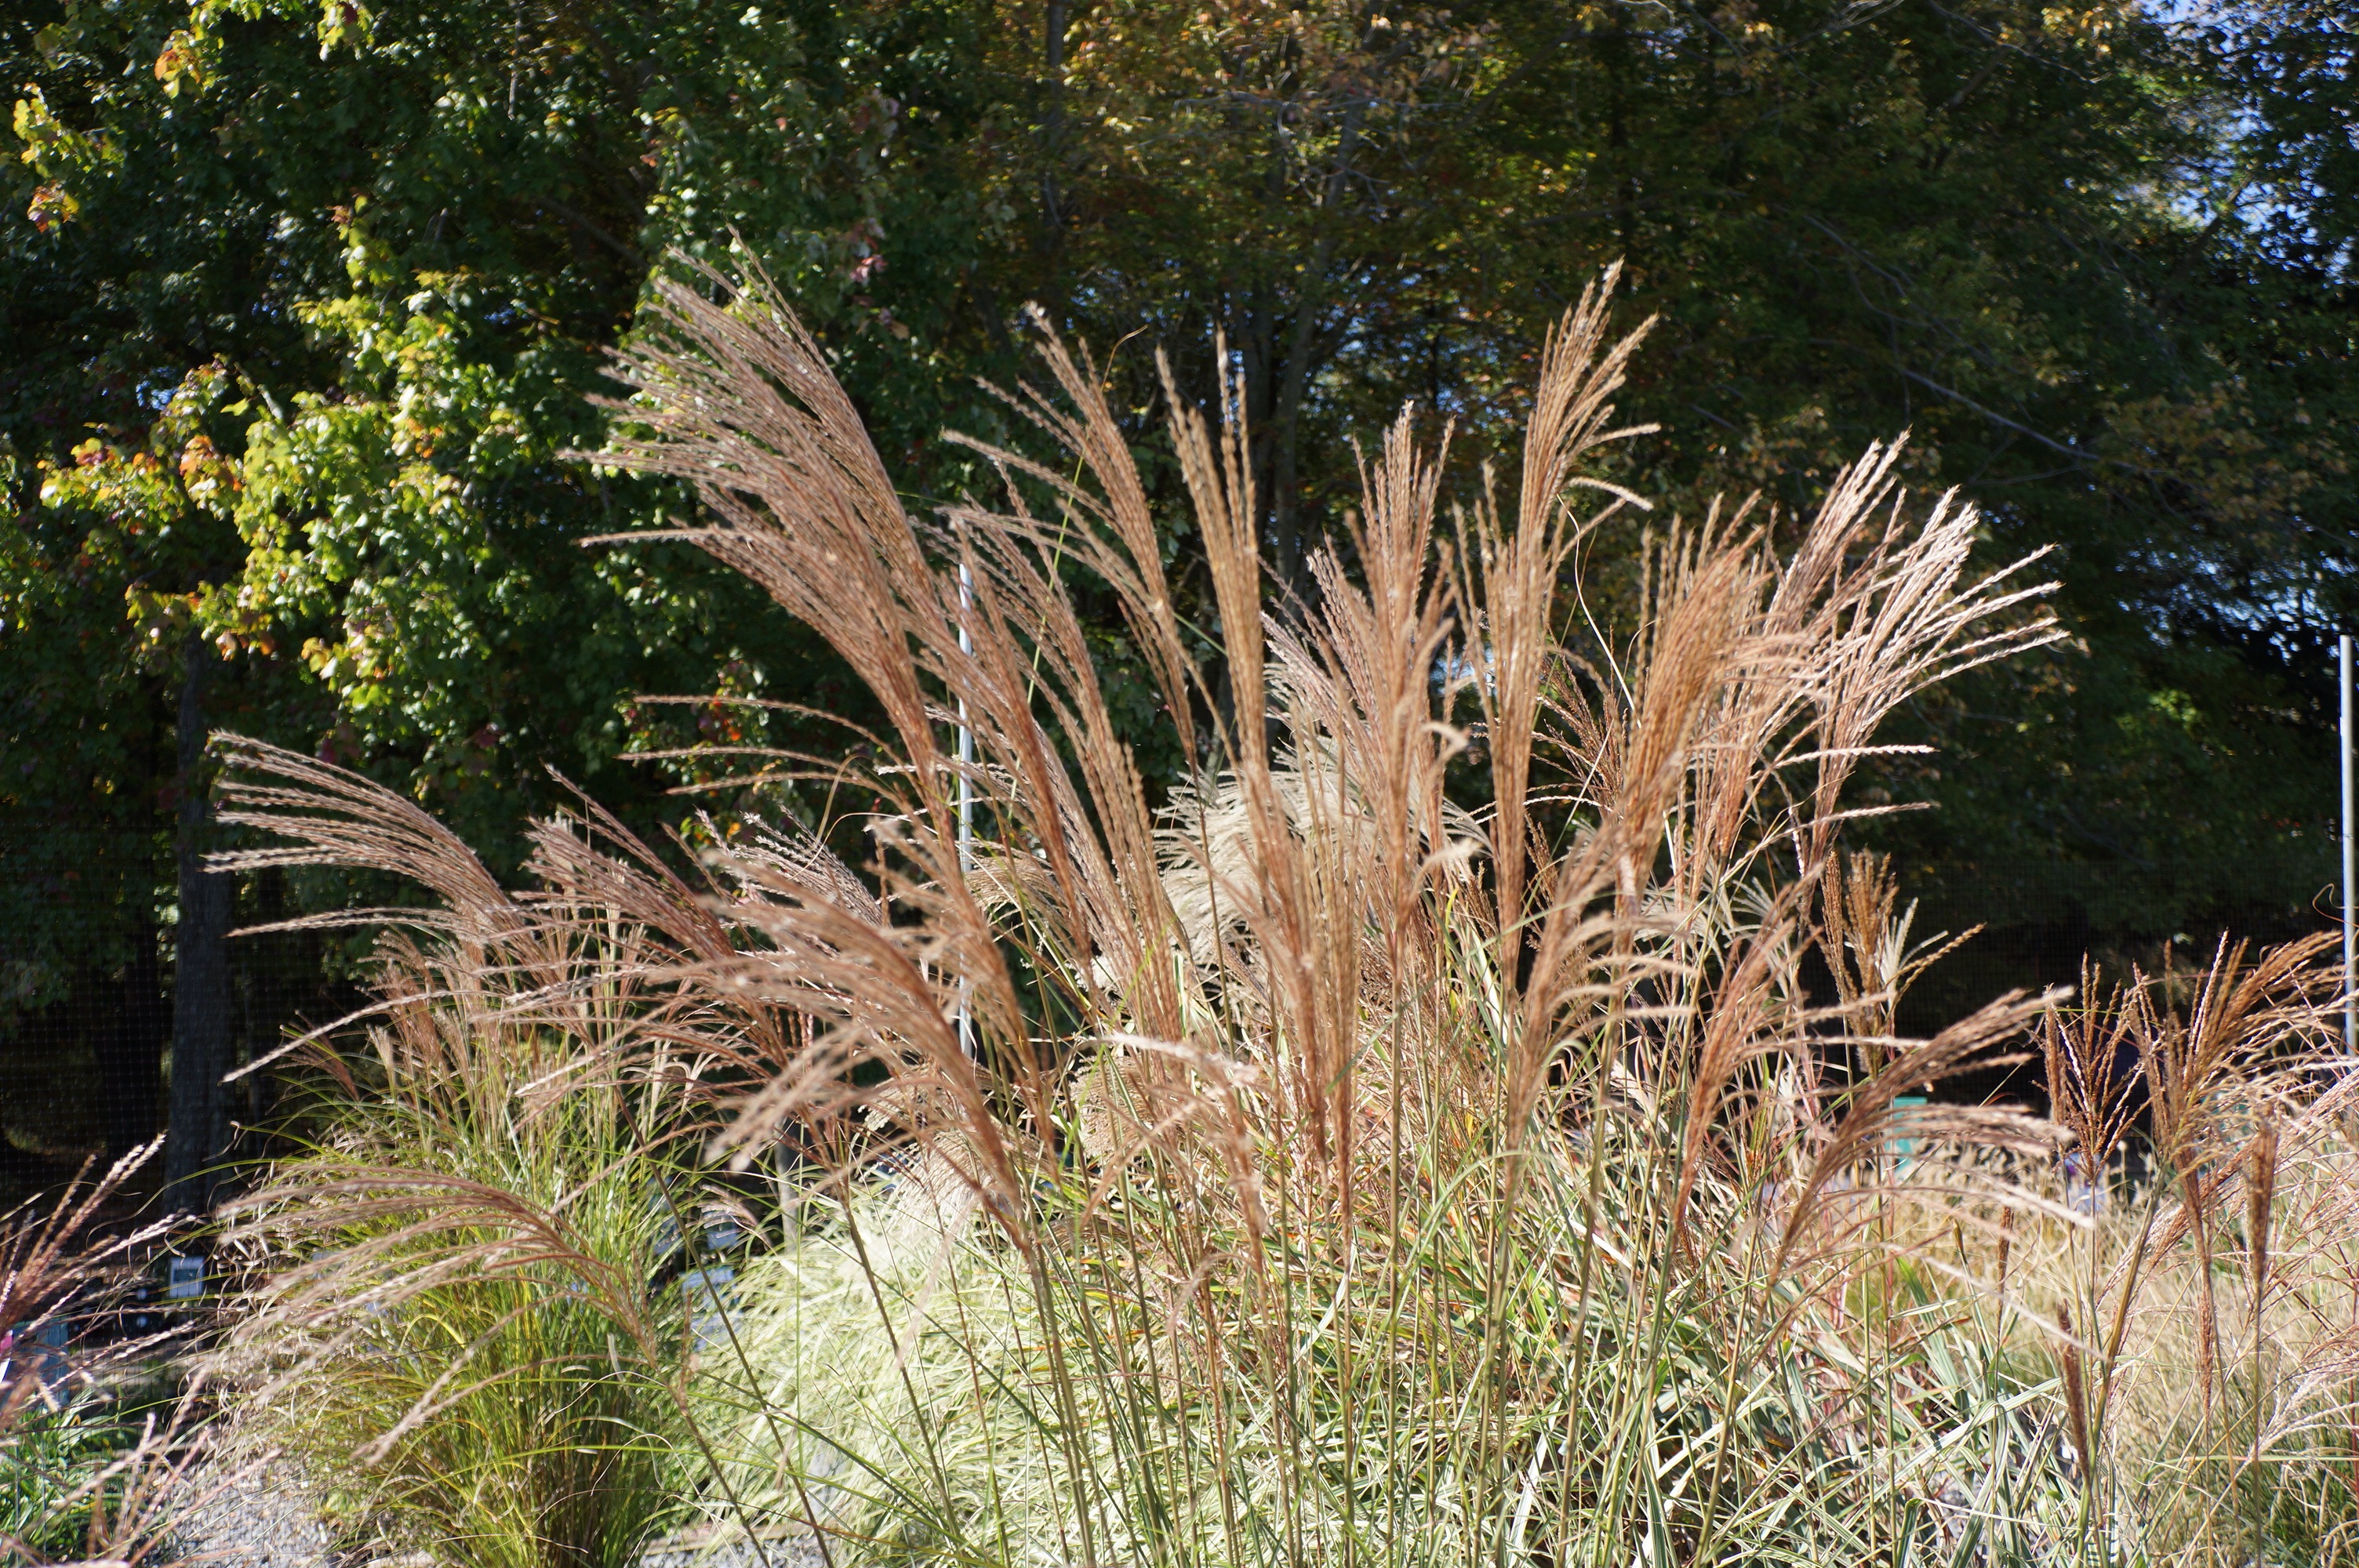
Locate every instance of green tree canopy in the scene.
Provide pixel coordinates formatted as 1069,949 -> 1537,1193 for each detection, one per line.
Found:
4,0 -> 2352,1032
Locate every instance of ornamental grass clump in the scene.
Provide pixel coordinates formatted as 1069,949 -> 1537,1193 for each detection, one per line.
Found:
205,773 -> 735,1568
578,260 -> 2069,1566
1997,945 -> 2359,1564
207,257 -> 2357,1567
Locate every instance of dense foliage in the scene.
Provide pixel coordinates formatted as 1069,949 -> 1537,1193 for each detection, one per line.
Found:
3,0 -> 2353,1034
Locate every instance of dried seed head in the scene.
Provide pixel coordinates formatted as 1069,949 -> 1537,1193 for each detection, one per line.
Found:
2057,1303 -> 2089,1479
2249,1115 -> 2280,1317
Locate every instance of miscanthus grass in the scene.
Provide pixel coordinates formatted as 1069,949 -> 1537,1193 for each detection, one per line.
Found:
206,260 -> 2359,1568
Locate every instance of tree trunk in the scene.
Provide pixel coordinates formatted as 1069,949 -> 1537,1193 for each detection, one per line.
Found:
164,633 -> 232,1215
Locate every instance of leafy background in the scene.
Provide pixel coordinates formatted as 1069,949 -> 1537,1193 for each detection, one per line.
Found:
2,0 -> 2351,1178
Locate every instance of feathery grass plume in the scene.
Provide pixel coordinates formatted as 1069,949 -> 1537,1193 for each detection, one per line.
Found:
2044,958 -> 2145,1178
566,255 -> 2088,1566
1454,263 -> 1657,952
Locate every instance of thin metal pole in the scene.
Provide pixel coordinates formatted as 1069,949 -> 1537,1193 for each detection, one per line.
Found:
2342,633 -> 2354,1052
957,557 -> 975,1062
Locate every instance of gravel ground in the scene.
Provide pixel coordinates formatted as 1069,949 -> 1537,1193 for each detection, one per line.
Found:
166,1457 -> 336,1568
639,1526 -> 828,1568
166,1461 -> 826,1568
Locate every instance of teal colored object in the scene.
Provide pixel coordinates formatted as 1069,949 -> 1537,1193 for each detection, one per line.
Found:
1891,1095 -> 1928,1167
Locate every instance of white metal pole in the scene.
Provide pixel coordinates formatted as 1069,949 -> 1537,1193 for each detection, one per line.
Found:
2342,633 -> 2354,1052
957,557 -> 975,1062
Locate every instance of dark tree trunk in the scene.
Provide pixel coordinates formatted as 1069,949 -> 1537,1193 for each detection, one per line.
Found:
96,920 -> 167,1157
164,633 -> 233,1215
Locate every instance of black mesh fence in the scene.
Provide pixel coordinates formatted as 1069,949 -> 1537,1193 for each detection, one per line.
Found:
1,815 -> 359,1213
1894,857 -> 2332,1028
0,807 -> 2339,1211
